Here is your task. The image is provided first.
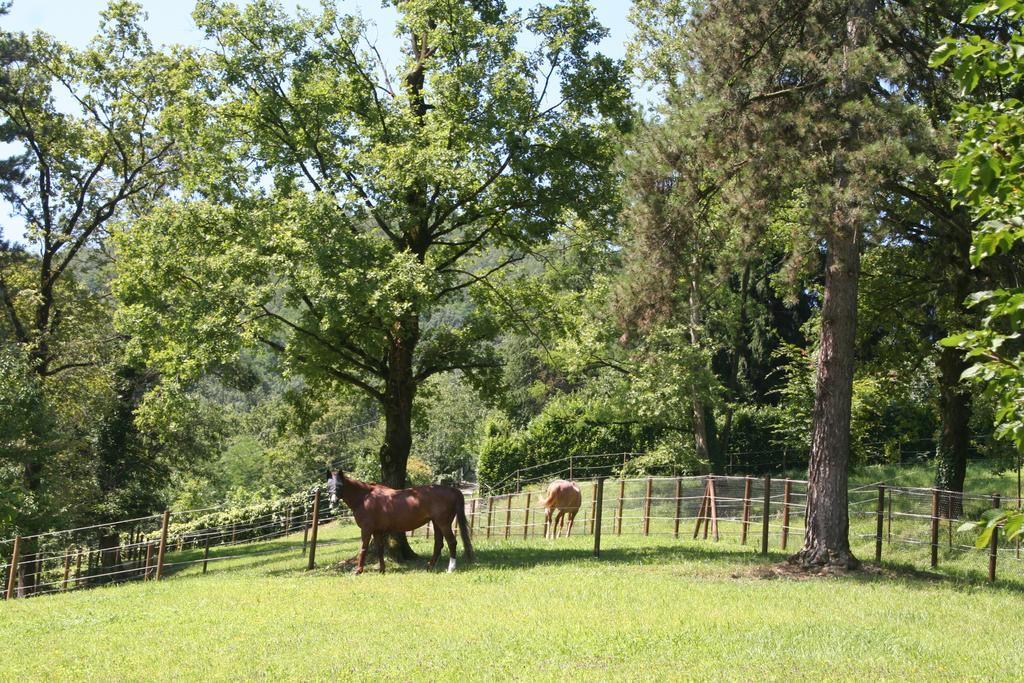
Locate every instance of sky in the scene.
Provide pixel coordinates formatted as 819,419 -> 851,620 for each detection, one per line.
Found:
5,1 -> 635,54
0,0 -> 639,244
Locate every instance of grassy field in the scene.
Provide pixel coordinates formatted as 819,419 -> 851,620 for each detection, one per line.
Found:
3,514 -> 1023,682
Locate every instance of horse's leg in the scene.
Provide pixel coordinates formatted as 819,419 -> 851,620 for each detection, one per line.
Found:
428,522 -> 443,569
355,528 -> 372,575
442,524 -> 458,573
376,533 -> 386,574
555,511 -> 565,538
544,508 -> 552,539
567,511 -> 578,537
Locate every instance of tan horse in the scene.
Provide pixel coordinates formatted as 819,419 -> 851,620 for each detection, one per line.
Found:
540,480 -> 581,538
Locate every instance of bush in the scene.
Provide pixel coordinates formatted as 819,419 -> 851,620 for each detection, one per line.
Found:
476,396 -> 664,491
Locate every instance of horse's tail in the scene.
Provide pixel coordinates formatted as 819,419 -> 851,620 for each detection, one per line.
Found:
456,491 -> 475,563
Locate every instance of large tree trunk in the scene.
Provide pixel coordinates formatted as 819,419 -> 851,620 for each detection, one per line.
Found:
688,271 -> 725,473
15,538 -> 40,597
378,313 -> 419,561
791,223 -> 861,569
934,222 -> 974,518
719,260 -> 752,463
934,344 -> 971,517
17,461 -> 43,595
789,1 -> 869,572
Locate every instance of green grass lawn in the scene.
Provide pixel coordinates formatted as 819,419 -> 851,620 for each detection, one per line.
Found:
3,518 -> 1023,682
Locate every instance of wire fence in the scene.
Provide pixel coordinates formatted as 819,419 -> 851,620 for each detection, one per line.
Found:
462,474 -> 1023,584
0,486 -> 348,600
3,472 -> 1021,601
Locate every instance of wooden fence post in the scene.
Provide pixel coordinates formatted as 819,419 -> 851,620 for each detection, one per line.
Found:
5,535 -> 20,600
875,485 -> 885,562
590,479 -> 598,535
486,497 -> 493,540
673,477 -> 683,539
524,493 -> 532,539
887,488 -> 893,544
202,537 -> 211,574
593,478 -> 604,558
643,477 -> 653,536
504,494 -> 513,540
781,479 -> 792,550
740,477 -> 752,545
708,476 -> 719,542
143,542 -> 153,580
62,548 -> 72,590
302,501 -> 311,556
761,476 -> 771,555
930,489 -> 940,569
74,547 -> 83,586
306,489 -> 321,571
693,483 -> 709,539
616,479 -> 625,535
155,510 -> 170,581
989,493 -> 1001,583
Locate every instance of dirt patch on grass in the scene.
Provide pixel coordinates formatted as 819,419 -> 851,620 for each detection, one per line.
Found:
734,562 -> 889,581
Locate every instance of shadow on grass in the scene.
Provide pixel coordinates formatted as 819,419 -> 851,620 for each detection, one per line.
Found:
849,559 -> 1024,595
158,526 -> 1024,597
474,541 -> 779,570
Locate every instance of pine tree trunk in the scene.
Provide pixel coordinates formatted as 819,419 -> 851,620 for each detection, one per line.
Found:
688,271 -> 724,473
789,1 -> 871,572
791,223 -> 861,569
378,314 -> 419,561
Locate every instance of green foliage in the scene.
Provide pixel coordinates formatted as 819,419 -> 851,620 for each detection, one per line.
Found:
411,373 -> 487,481
936,1 -> 1024,453
164,488 -> 310,547
0,346 -> 51,533
477,394 -> 662,490
114,0 -> 629,490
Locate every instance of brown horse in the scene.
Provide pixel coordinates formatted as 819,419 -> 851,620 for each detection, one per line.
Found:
540,479 -> 581,538
330,472 -> 474,574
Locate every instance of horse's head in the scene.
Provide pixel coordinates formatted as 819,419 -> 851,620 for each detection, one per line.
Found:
327,470 -> 342,505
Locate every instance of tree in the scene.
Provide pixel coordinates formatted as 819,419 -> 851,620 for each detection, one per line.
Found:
0,0 -> 180,590
935,2 -> 1024,469
631,0 -> 939,568
114,0 -> 627,558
